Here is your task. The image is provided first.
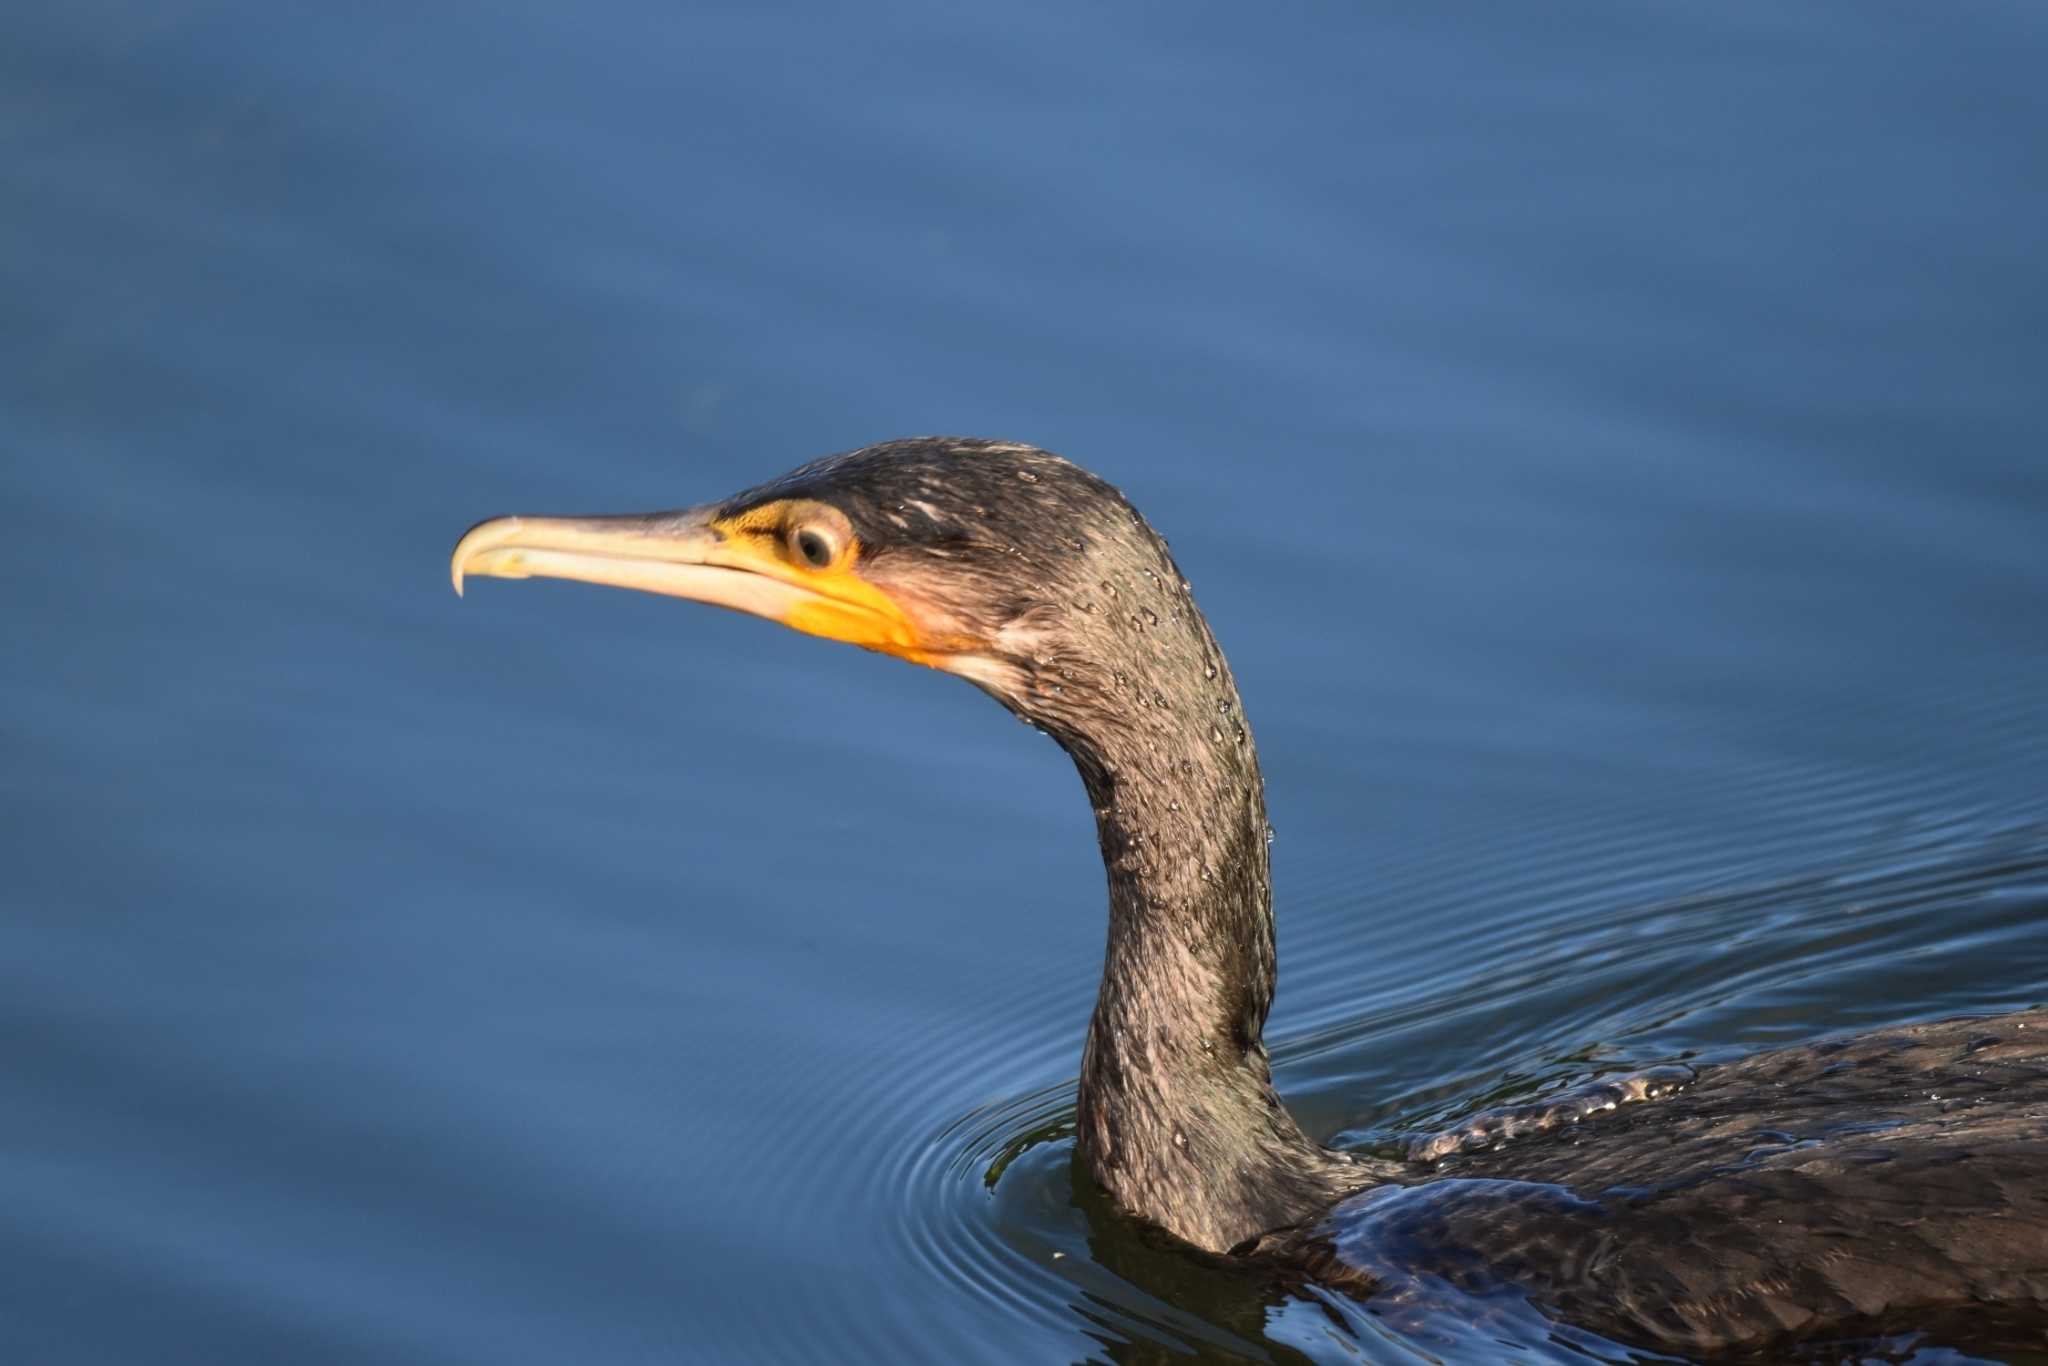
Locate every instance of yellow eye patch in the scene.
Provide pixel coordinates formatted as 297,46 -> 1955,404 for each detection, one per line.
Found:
706,499 -> 940,661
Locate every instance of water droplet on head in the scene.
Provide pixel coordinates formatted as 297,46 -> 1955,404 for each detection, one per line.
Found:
1068,537 -> 1085,552
1265,825 -> 1277,844
1173,1129 -> 1188,1150
1211,725 -> 1224,742
1152,690 -> 1167,709
1017,469 -> 1038,483
1141,608 -> 1159,627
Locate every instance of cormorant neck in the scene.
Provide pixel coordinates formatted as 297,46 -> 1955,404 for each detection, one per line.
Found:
1009,586 -> 1365,1253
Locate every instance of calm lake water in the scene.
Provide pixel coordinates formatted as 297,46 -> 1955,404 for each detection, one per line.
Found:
5,3 -> 2047,1362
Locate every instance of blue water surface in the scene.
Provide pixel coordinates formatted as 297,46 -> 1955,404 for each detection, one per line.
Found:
4,4 -> 2046,1362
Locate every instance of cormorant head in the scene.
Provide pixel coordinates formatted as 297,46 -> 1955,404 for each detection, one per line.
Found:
451,437 -> 1192,715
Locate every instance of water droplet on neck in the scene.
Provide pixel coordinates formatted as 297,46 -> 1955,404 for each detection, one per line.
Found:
1151,690 -> 1167,709
1141,608 -> 1160,627
1068,537 -> 1085,552
1265,825 -> 1277,844
1211,725 -> 1224,742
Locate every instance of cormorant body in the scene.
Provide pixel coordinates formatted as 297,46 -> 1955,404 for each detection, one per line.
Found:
1275,1009 -> 2048,1354
453,438 -> 2048,1357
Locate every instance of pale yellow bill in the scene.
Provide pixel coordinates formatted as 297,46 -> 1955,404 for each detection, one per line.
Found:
449,507 -> 943,664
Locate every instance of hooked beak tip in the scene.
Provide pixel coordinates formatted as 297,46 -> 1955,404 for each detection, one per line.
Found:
450,515 -> 532,598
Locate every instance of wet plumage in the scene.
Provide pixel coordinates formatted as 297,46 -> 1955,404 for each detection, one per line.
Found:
454,437 -> 2048,1356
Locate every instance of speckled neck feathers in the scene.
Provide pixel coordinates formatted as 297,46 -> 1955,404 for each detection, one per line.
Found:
725,438 -> 1370,1250
751,439 -> 1370,1250
1028,532 -> 1367,1254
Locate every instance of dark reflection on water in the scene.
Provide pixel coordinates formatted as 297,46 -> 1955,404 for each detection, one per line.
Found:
4,2 -> 2046,1363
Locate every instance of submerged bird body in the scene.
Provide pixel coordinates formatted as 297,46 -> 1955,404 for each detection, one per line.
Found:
1279,1009 -> 2048,1353
454,438 -> 2048,1355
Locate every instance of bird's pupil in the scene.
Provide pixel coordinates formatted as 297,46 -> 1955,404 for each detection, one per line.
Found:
798,529 -> 830,566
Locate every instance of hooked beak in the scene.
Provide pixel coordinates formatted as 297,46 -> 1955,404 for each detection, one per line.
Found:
450,505 -> 944,664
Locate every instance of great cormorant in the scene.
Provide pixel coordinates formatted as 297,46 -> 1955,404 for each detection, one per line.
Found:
452,437 -> 2048,1356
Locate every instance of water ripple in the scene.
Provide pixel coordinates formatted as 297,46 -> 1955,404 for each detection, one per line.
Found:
874,818 -> 2048,1364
